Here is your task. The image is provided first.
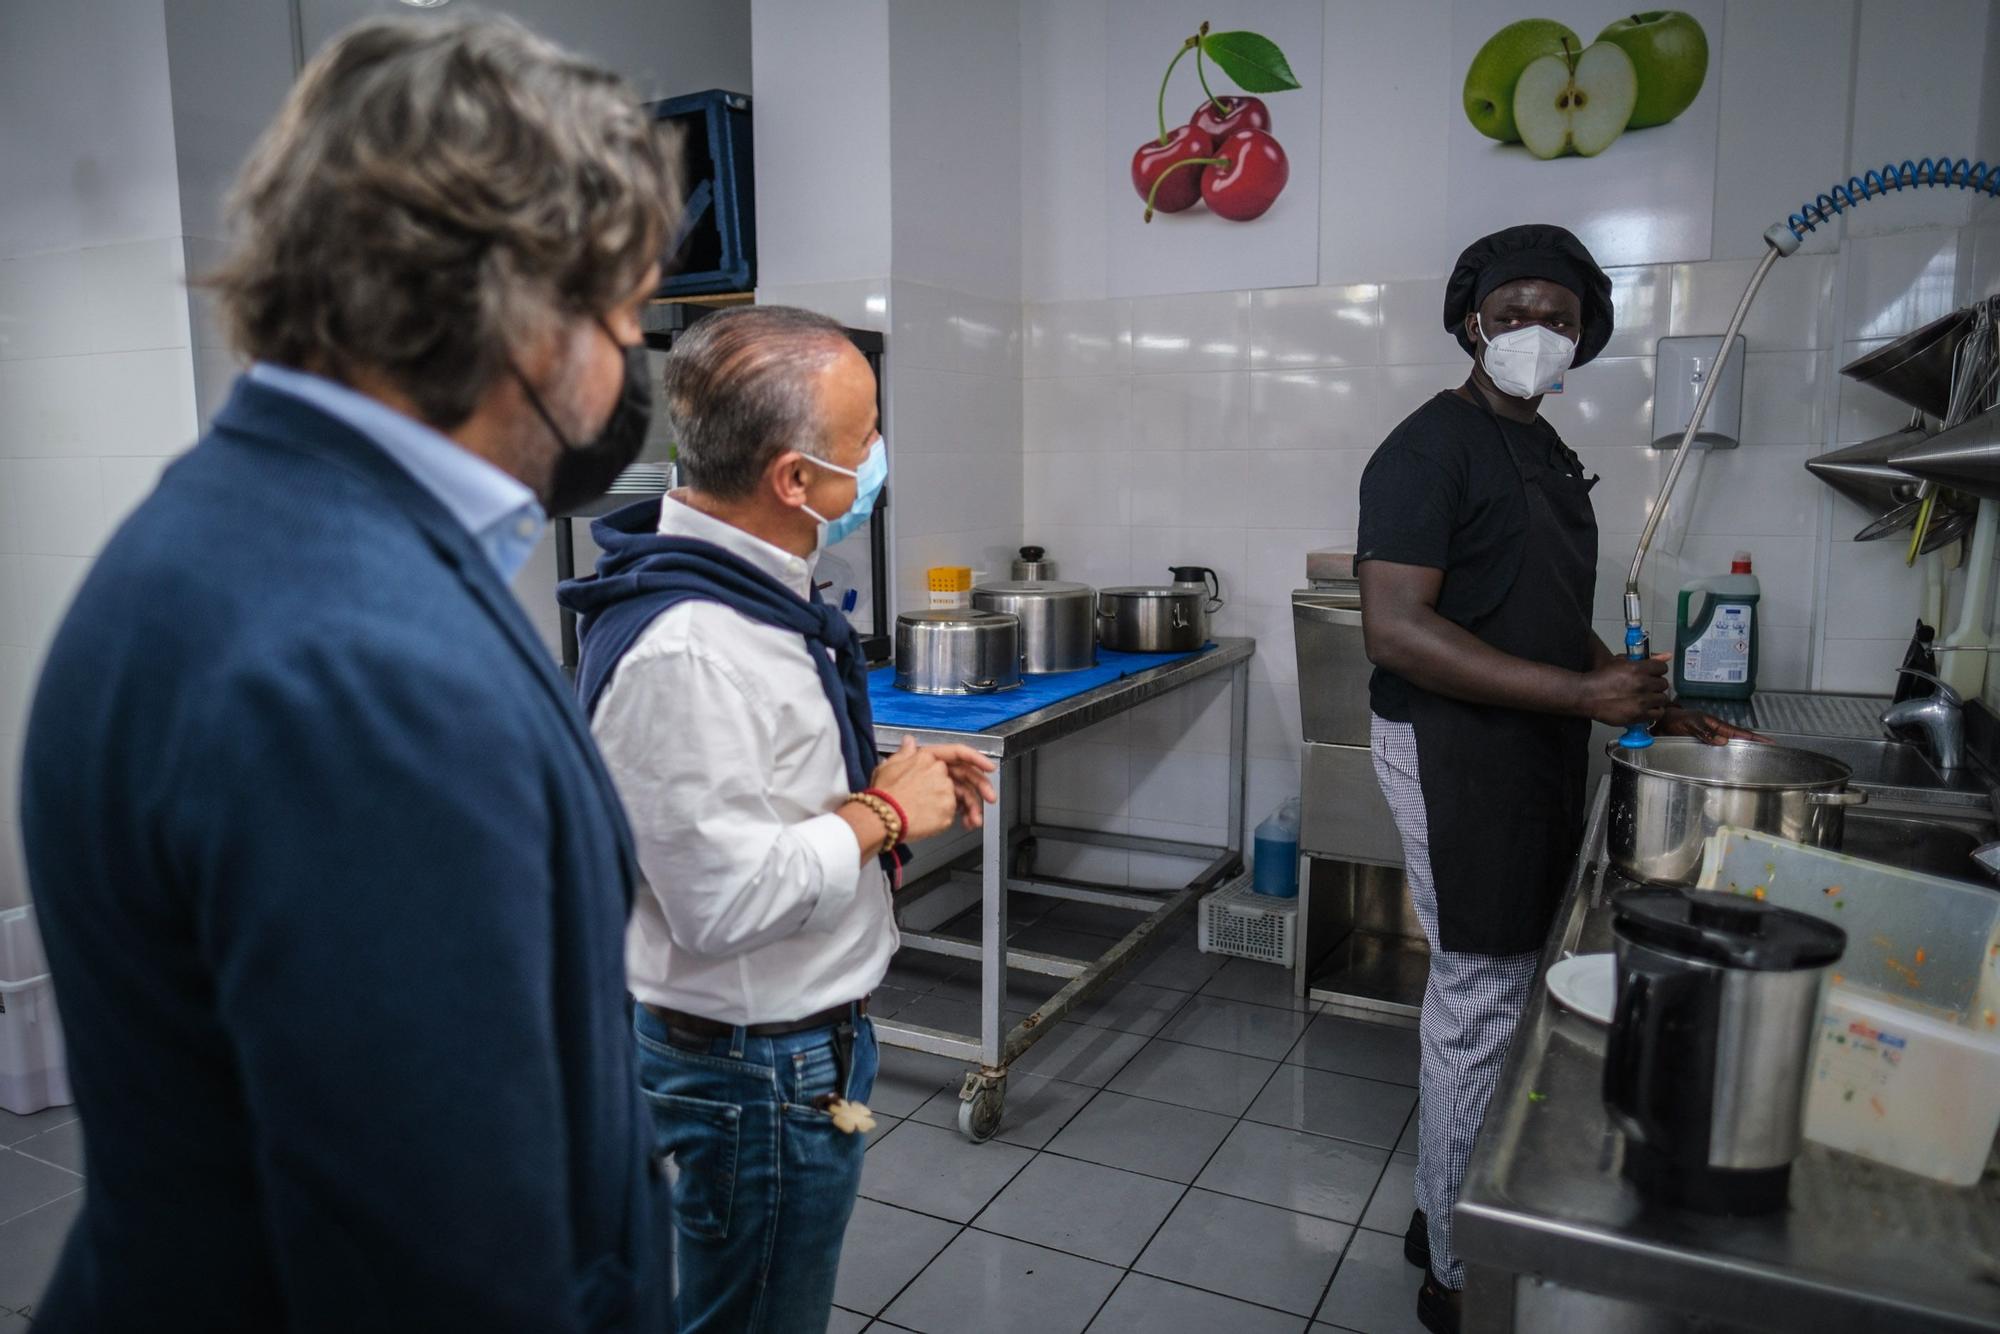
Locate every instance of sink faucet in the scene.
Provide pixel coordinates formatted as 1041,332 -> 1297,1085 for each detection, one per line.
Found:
1882,668 -> 1964,773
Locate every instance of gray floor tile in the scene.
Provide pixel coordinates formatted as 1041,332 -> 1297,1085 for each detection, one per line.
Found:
0,1148 -> 82,1225
1248,1066 -> 1417,1150
828,1305 -> 870,1334
864,1113 -> 902,1151
832,1198 -> 960,1315
0,1189 -> 82,1312
1088,1273 -> 1307,1334
882,1227 -> 1121,1334
1007,1022 -> 1149,1088
870,1044 -> 968,1118
924,967 -> 1065,1014
1287,1015 -> 1420,1087
1200,956 -> 1317,1012
973,1154 -> 1183,1267
1196,1121 -> 1388,1224
861,1122 -> 1034,1223
1158,993 -> 1314,1060
869,985 -> 925,1020
1359,1154 -> 1419,1240
1044,1090 -> 1234,1184
908,1074 -> 1095,1150
1129,936 -> 1229,992
0,1309 -> 26,1328
1038,897 -> 1154,940
1007,921 -> 1113,960
1064,981 -> 1189,1037
1318,1227 -> 1427,1334
882,952 -> 969,996
0,1107 -> 76,1148
1392,1104 -> 1424,1160
1135,1188 -> 1350,1317
889,992 -> 986,1040
13,1122 -> 82,1177
1106,1038 -> 1278,1118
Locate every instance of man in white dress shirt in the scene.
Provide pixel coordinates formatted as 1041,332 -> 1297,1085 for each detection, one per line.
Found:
558,306 -> 996,1334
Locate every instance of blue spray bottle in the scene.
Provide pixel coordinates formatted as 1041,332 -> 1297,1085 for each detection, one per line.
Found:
1617,621 -> 1654,750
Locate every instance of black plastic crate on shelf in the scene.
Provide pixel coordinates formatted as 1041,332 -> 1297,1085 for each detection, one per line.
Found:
649,89 -> 754,297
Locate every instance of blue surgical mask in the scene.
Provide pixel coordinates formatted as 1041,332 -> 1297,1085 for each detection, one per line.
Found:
801,437 -> 887,548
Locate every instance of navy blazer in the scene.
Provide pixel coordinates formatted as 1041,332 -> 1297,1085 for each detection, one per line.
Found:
18,378 -> 667,1332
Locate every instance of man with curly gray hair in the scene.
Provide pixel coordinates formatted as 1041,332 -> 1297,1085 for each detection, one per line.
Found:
18,14 -> 680,1332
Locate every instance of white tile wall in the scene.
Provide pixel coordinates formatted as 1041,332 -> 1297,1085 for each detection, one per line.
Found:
1019,214 -> 2000,875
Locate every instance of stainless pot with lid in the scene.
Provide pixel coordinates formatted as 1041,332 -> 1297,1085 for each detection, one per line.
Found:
1606,739 -> 1868,886
1096,587 -> 1206,652
1606,886 -> 1846,1214
1098,566 -> 1225,653
893,610 -> 1023,695
971,580 -> 1096,673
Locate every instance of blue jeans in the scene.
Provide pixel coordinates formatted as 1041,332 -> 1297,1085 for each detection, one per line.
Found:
634,1005 -> 878,1334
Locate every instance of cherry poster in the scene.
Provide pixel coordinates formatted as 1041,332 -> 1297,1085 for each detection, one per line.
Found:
1103,0 -> 1325,298
1444,0 -> 1724,267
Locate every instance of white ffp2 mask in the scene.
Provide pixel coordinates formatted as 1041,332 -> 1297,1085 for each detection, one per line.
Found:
1477,315 -> 1576,399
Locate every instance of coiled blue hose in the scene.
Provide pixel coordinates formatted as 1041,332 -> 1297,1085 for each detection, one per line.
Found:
1784,157 -> 2000,241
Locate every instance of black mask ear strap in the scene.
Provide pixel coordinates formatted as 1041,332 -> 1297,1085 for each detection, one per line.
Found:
513,317 -> 628,455
511,361 -> 576,454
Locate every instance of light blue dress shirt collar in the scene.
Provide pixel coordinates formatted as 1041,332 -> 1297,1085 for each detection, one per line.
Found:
247,363 -> 546,582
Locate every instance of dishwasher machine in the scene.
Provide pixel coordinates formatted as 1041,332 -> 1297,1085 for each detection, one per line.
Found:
1291,551 -> 1427,1021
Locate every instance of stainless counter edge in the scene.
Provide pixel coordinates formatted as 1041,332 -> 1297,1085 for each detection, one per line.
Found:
1456,777 -> 2000,1333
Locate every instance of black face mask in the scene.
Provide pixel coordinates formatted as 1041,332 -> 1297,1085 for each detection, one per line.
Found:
514,320 -> 653,517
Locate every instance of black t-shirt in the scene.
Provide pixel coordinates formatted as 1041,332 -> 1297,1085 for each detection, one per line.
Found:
1356,390 -> 1588,722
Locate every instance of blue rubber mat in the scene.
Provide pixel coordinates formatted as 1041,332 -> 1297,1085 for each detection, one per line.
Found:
868,644 -> 1213,733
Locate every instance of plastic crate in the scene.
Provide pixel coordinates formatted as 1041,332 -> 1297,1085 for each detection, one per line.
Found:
0,907 -> 69,1115
1198,874 -> 1297,967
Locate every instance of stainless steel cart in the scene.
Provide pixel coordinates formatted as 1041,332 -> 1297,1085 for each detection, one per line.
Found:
872,637 -> 1255,1141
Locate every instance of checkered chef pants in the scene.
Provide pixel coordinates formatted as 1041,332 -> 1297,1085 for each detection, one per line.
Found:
1369,715 -> 1540,1291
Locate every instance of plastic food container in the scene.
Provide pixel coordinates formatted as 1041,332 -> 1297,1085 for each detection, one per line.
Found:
1696,827 -> 2000,1185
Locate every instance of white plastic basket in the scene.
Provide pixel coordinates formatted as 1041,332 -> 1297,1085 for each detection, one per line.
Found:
1198,875 -> 1297,967
0,906 -> 71,1115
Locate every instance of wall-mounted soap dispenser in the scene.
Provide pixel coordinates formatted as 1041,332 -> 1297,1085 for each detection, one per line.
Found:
1650,334 -> 1746,450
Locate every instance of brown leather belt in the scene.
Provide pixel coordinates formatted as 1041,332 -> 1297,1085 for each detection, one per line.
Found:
643,996 -> 868,1042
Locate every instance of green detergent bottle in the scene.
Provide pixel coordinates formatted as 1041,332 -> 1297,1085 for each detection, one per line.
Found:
1673,552 -> 1760,700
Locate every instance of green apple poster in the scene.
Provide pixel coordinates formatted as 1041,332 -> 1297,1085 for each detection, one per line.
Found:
1104,0 -> 1324,297
1447,0 -> 1722,267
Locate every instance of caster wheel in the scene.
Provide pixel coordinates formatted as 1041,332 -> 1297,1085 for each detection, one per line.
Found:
957,1079 -> 1006,1143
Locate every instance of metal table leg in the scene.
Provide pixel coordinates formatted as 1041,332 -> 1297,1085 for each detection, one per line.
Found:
1227,660 -> 1249,867
957,754 -> 1011,1141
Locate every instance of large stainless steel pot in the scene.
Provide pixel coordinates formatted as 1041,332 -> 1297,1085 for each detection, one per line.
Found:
971,580 -> 1095,673
1097,586 -> 1208,652
894,610 -> 1022,695
1606,739 -> 1869,886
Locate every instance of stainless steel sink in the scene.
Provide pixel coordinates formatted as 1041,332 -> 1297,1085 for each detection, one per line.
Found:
1840,810 -> 1993,881
1760,731 -> 1992,807
1756,730 -> 1998,882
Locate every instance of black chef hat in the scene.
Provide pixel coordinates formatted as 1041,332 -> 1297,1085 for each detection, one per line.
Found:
1443,224 -> 1614,367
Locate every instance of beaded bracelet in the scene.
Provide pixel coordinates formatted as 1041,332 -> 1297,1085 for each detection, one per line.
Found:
846,791 -> 902,850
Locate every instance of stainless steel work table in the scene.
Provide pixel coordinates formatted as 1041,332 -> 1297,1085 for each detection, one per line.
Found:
871,637 -> 1255,1141
1457,778 -> 2000,1332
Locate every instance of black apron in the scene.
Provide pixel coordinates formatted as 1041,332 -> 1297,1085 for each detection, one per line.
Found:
1406,390 -> 1598,955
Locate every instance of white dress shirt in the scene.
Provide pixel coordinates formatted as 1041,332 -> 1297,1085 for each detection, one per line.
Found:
592,494 -> 895,1024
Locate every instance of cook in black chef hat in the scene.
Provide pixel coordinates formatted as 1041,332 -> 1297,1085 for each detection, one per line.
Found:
1444,223 -> 1613,401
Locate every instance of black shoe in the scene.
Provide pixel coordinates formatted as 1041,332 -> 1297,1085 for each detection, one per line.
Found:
1417,1268 -> 1461,1334
1403,1208 -> 1429,1268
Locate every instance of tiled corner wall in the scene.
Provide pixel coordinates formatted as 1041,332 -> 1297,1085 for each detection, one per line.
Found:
1020,211 -> 2000,885
0,243 -> 199,913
